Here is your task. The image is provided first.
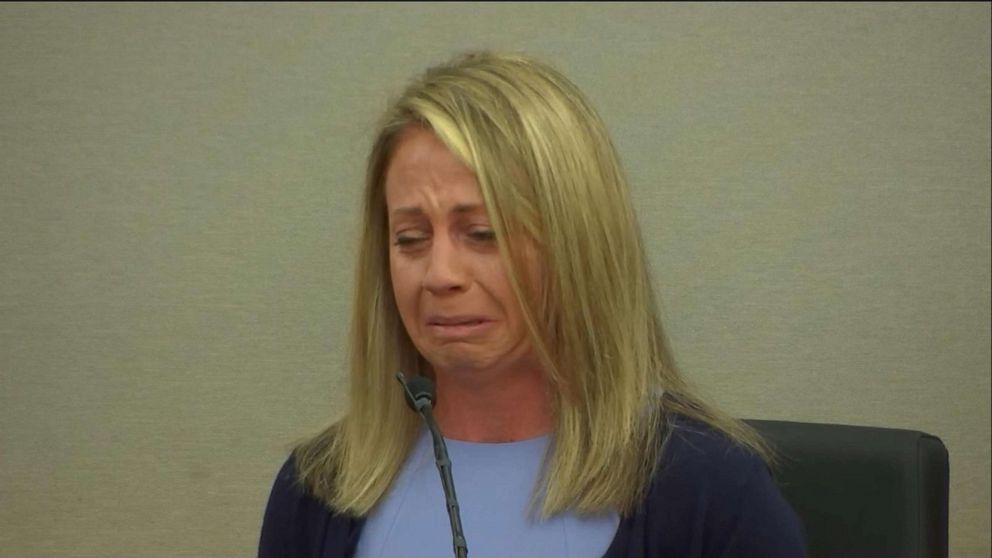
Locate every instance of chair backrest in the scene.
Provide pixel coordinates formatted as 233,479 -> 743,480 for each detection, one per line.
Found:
744,419 -> 949,558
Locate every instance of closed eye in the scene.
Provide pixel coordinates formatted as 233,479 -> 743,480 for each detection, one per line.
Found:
467,229 -> 496,242
393,235 -> 427,247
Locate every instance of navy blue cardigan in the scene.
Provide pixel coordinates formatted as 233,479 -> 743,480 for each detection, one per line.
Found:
258,418 -> 807,557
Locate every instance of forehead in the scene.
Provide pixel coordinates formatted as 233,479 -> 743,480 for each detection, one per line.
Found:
384,125 -> 482,208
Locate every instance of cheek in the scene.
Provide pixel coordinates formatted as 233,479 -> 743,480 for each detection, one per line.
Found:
389,255 -> 417,320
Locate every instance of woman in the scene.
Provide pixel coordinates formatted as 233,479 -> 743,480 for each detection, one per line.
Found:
259,51 -> 806,557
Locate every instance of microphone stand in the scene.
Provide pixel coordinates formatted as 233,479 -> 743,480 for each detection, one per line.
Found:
396,372 -> 469,558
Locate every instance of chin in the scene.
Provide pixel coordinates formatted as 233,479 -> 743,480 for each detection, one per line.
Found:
423,348 -> 495,374
430,356 -> 488,374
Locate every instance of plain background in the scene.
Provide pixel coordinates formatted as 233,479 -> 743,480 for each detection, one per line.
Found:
1,3 -> 989,557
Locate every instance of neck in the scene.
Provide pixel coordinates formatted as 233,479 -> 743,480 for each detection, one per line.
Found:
431,363 -> 552,442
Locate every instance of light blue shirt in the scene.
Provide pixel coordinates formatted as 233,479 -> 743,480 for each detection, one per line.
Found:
355,428 -> 620,558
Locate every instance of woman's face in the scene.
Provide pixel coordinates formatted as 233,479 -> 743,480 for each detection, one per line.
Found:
384,125 -> 537,378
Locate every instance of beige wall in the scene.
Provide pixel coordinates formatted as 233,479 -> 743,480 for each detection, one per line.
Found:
1,3 -> 988,557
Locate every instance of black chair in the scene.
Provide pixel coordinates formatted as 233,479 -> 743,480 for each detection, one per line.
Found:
745,419 -> 949,558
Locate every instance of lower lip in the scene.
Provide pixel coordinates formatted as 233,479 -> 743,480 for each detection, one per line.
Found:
427,320 -> 493,338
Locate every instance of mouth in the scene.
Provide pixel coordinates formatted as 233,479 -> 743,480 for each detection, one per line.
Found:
425,316 -> 493,338
427,315 -> 489,326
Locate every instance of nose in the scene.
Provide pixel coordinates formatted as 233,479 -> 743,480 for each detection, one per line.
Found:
423,235 -> 468,295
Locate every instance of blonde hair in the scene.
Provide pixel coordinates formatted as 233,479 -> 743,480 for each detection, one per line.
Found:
294,51 -> 772,517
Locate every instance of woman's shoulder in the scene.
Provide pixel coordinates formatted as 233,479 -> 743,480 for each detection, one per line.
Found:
644,414 -> 777,518
258,455 -> 362,558
611,414 -> 808,557
656,414 -> 768,486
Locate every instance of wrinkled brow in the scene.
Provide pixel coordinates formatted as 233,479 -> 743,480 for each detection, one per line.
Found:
389,203 -> 486,218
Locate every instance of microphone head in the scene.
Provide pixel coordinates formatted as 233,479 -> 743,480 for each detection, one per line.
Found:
395,372 -> 435,412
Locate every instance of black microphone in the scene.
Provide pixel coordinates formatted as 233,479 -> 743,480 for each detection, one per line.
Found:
395,372 -> 469,558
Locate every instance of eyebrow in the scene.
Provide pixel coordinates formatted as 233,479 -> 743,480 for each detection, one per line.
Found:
390,203 -> 486,217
